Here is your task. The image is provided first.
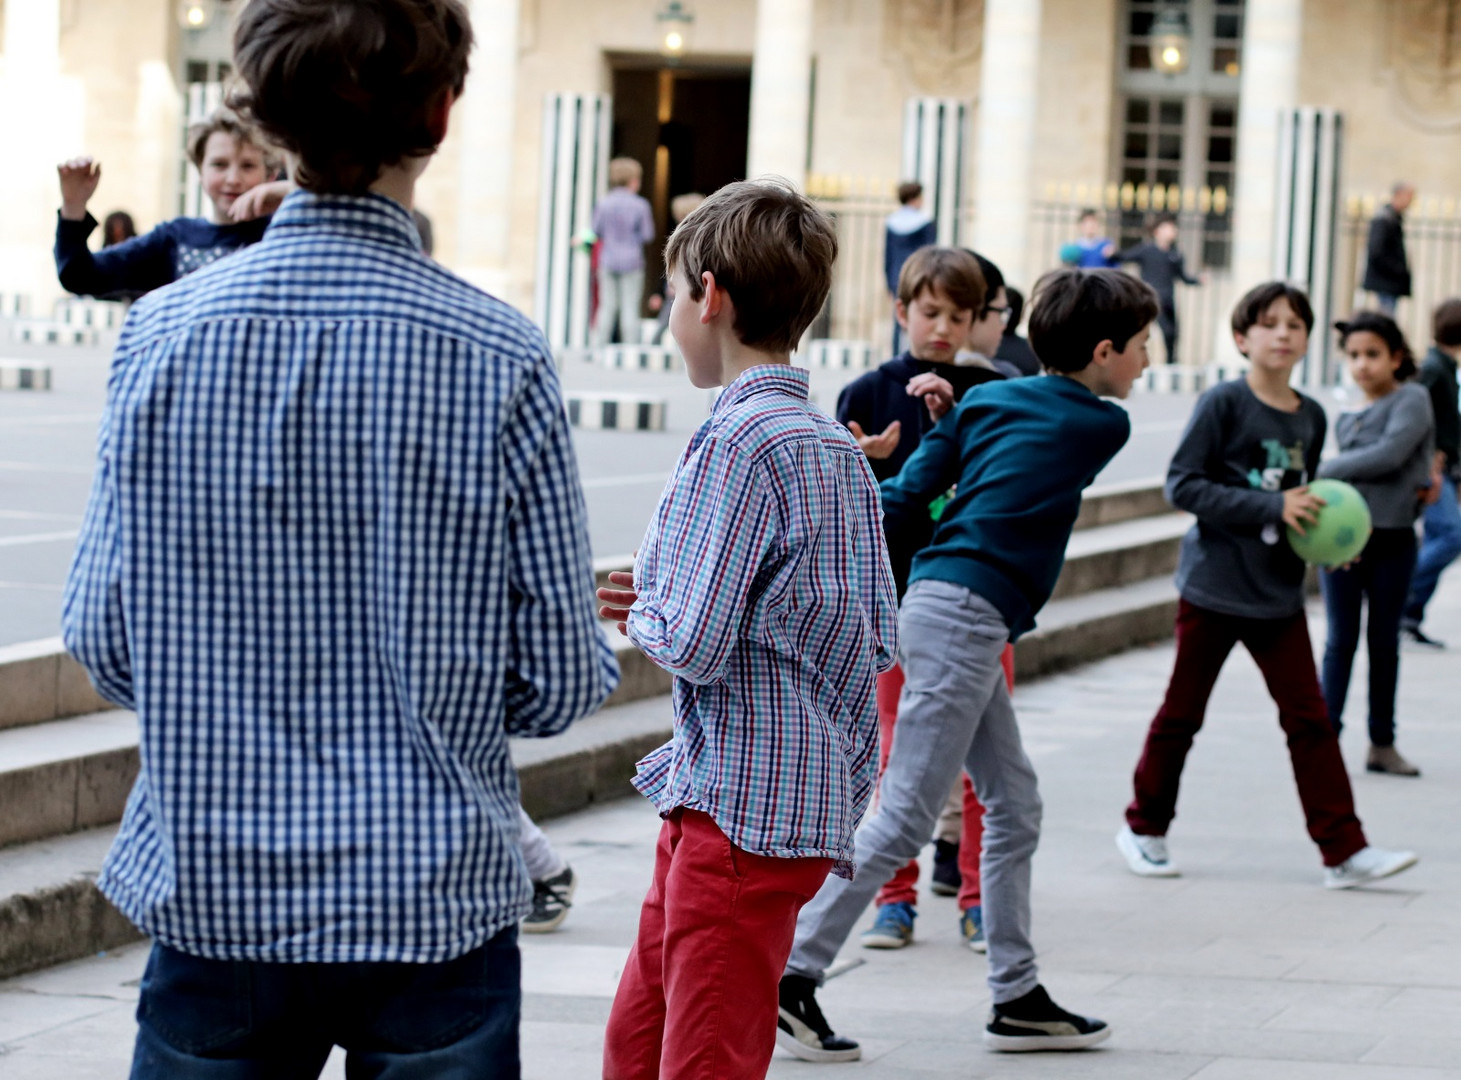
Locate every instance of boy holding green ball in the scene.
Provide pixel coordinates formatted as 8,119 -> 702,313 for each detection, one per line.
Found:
1116,282 -> 1419,890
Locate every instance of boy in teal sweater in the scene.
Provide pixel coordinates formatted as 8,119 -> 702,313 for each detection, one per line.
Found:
777,269 -> 1159,1060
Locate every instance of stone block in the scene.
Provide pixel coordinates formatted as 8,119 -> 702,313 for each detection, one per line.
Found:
0,759 -> 80,848
0,648 -> 60,731
0,877 -> 144,982
75,746 -> 140,831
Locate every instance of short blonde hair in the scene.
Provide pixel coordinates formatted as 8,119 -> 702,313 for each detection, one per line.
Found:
186,107 -> 281,172
664,179 -> 837,354
670,191 -> 705,223
608,157 -> 643,188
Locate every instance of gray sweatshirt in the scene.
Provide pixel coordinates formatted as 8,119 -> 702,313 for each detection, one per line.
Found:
1317,381 -> 1435,528
1167,379 -> 1325,619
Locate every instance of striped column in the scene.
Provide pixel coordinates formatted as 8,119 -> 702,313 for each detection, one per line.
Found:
533,93 -> 611,350
901,99 -> 969,247
1273,108 -> 1344,388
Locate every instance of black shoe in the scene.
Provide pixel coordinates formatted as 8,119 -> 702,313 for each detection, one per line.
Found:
776,974 -> 862,1062
985,985 -> 1111,1052
1403,625 -> 1446,649
521,866 -> 575,933
931,839 -> 961,896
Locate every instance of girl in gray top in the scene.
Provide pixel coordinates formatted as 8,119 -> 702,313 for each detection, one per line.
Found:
1319,313 -> 1436,776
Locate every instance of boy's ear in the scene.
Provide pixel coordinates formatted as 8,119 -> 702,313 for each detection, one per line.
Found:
894,299 -> 910,331
700,271 -> 727,324
425,89 -> 456,148
1091,338 -> 1116,368
1232,331 -> 1250,357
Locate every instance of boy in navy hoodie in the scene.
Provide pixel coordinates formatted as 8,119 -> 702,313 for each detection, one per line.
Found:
778,268 -> 1158,1060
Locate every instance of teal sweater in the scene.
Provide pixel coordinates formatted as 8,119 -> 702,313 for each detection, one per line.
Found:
881,375 -> 1130,639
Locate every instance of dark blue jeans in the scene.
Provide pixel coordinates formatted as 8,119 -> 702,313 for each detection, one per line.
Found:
1404,475 -> 1461,627
1321,528 -> 1418,748
129,927 -> 520,1079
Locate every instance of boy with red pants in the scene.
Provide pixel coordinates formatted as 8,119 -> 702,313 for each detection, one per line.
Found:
597,181 -> 898,1079
838,247 -> 1013,953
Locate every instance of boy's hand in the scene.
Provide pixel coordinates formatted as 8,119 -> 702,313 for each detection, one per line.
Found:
57,158 -> 101,221
228,180 -> 292,222
1281,486 -> 1326,535
906,372 -> 955,421
847,420 -> 901,460
596,570 -> 638,637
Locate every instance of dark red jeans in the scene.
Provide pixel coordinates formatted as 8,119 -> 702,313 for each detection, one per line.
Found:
1126,599 -> 1367,867
603,808 -> 832,1079
874,646 -> 1012,911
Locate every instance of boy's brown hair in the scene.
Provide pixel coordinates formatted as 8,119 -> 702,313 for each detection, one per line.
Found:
663,179 -> 837,355
185,107 -> 280,172
230,0 -> 472,194
1028,268 -> 1159,373
896,180 -> 923,205
1433,297 -> 1461,347
896,246 -> 985,313
608,157 -> 643,188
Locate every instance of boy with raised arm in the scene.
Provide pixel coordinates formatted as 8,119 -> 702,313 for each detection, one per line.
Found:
597,180 -> 898,1079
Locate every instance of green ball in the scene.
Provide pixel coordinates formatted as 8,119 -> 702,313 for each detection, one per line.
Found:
1286,479 -> 1372,567
1058,242 -> 1083,266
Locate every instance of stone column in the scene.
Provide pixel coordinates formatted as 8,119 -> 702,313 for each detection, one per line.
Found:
1231,0 -> 1302,290
971,0 -> 1043,287
453,0 -> 522,301
746,0 -> 813,185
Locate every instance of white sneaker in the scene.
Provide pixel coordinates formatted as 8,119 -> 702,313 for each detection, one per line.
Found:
1116,825 -> 1180,877
1323,846 -> 1419,889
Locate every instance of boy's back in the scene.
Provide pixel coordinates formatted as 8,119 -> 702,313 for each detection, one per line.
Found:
632,366 -> 896,871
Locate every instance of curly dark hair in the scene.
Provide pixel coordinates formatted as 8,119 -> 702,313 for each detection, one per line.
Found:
230,0 -> 472,194
1335,311 -> 1419,380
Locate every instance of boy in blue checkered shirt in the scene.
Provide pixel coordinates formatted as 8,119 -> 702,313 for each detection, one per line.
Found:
596,180 -> 899,1078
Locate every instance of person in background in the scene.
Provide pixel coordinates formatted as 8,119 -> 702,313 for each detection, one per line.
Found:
885,180 -> 938,355
994,285 -> 1042,377
1116,213 -> 1200,365
1062,207 -> 1118,269
1401,297 -> 1461,648
590,156 -> 655,347
1363,182 -> 1415,317
55,108 -> 286,299
102,211 -> 137,247
1320,312 -> 1434,778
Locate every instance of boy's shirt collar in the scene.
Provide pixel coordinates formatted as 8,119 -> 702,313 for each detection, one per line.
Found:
266,190 -> 423,253
713,364 -> 809,416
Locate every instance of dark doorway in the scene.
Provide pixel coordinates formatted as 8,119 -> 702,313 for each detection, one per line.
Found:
610,59 -> 751,321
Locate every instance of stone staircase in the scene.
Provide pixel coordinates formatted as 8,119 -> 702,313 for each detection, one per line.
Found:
0,477 -> 1186,979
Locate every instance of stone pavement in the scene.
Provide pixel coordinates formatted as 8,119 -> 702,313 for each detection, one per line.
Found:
2,575 -> 1460,1078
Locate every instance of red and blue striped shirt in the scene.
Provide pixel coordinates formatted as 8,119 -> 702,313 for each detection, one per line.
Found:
628,365 -> 898,878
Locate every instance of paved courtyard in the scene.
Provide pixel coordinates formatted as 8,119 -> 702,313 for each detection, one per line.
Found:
2,569 -> 1459,1078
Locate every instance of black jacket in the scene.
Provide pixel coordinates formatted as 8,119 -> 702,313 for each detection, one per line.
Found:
1363,205 -> 1411,297
1418,345 -> 1460,474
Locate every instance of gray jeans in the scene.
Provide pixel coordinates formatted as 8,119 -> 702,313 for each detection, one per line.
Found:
593,268 -> 645,347
518,805 -> 565,882
784,579 -> 1043,1004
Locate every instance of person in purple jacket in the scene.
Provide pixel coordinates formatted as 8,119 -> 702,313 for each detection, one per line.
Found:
590,156 -> 656,347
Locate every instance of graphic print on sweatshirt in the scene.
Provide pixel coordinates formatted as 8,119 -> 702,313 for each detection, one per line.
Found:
1247,438 -> 1309,545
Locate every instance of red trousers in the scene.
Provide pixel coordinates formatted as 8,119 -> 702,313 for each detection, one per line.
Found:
1125,600 -> 1367,867
603,808 -> 833,1079
874,645 -> 1014,911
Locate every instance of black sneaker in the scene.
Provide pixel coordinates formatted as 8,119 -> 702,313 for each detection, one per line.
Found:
985,985 -> 1111,1052
776,974 -> 862,1062
1403,625 -> 1446,649
521,865 -> 575,933
931,839 -> 961,896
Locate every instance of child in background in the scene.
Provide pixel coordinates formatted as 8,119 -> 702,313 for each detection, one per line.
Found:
780,268 -> 1158,1061
1062,207 -> 1118,268
1401,298 -> 1461,648
994,285 -> 1042,377
1319,313 -> 1435,776
590,156 -> 655,347
1116,213 -> 1200,365
102,211 -> 137,247
55,108 -> 286,299
884,181 -> 939,355
596,180 -> 897,1079
1118,282 -> 1419,889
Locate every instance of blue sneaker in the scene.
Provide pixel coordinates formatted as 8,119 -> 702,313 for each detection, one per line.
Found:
960,906 -> 986,953
860,901 -> 916,949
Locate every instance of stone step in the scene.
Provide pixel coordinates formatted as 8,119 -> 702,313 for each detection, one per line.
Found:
0,711 -> 138,850
1014,576 -> 1180,681
0,638 -> 113,734
1051,512 -> 1190,601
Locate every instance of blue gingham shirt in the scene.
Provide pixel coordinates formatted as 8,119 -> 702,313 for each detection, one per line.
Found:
61,192 -> 620,963
628,366 -> 898,878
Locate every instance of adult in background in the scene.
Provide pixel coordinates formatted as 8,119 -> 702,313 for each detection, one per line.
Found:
1116,213 -> 1200,366
590,156 -> 655,347
885,180 -> 938,355
63,0 -> 620,1074
1363,182 -> 1415,317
